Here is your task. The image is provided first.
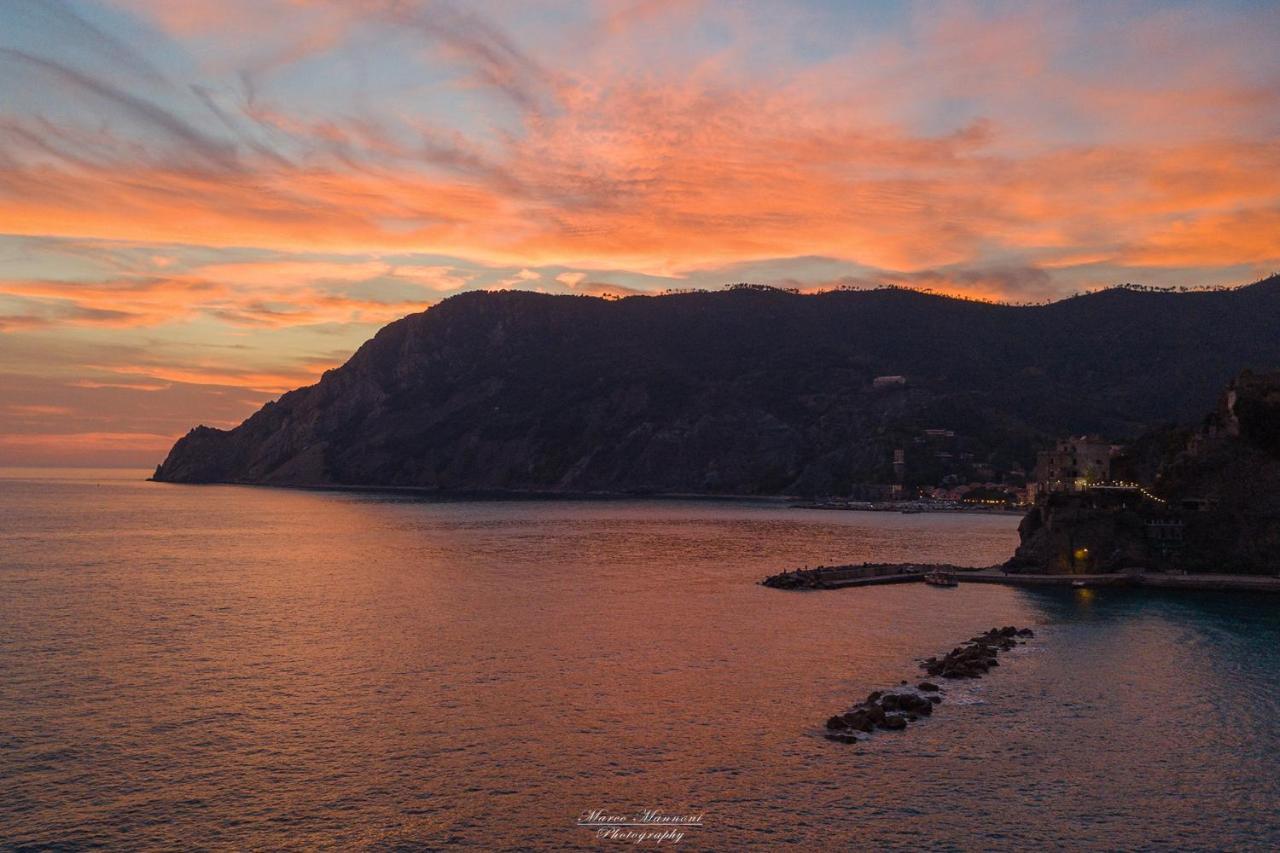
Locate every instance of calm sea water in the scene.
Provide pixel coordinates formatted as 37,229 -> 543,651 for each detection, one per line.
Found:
2,469 -> 1279,850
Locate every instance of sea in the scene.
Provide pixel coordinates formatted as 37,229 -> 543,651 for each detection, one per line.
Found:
2,468 -> 1279,850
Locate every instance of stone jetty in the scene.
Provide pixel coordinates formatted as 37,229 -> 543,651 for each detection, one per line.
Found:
762,564 -> 1280,594
761,562 -> 975,590
823,626 -> 1035,744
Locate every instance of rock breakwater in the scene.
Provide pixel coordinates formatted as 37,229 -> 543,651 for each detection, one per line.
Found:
823,626 -> 1035,744
761,563 -> 975,590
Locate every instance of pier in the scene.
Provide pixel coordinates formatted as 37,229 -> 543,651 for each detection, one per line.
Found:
761,564 -> 1280,593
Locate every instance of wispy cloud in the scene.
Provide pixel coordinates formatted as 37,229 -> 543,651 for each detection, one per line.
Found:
2,0 -> 1279,463
0,47 -> 238,170
0,256 -> 470,331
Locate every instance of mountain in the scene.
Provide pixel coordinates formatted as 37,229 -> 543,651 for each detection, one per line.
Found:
153,276 -> 1280,495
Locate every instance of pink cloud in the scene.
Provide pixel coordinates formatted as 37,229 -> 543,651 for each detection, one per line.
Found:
4,0 -> 1280,465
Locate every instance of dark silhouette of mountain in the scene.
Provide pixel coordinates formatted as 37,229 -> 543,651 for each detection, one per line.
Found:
153,275 -> 1280,495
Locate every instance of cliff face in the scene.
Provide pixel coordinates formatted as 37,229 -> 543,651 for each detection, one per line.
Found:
154,278 -> 1280,495
1150,371 -> 1280,571
1008,493 -> 1153,574
1010,371 -> 1280,574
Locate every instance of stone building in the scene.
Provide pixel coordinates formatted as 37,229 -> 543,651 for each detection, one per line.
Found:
1034,436 -> 1116,494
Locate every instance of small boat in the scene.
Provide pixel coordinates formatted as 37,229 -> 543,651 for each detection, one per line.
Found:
924,570 -> 958,587
1072,579 -> 1089,588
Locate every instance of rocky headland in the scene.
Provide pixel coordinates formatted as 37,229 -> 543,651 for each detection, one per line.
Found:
1009,371 -> 1280,575
153,278 -> 1280,495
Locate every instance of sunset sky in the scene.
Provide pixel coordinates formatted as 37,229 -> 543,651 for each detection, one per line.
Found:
2,0 -> 1279,466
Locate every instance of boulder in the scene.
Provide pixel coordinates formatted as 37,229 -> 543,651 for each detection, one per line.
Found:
918,682 -> 940,692
879,714 -> 907,731
842,711 -> 875,733
824,732 -> 860,744
826,715 -> 850,731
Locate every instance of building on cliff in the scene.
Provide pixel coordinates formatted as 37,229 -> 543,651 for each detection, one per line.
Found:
1033,436 -> 1118,497
1010,371 -> 1280,575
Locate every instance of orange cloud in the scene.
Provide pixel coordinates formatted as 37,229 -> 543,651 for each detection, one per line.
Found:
0,277 -> 228,327
3,0 -> 1270,278
88,362 -> 327,394
4,403 -> 75,416
4,0 -> 1280,468
3,83 -> 1276,283
70,379 -> 173,391
0,431 -> 176,451
1120,206 -> 1280,269
0,264 -> 446,331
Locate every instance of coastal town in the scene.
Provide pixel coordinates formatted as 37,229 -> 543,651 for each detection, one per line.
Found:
794,432 -> 1123,513
783,371 -> 1280,582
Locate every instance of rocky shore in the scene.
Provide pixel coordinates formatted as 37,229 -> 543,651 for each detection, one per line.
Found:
823,626 -> 1034,744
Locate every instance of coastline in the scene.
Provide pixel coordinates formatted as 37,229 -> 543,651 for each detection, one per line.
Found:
145,478 -> 1023,512
790,501 -> 1025,516
145,477 -> 800,504
145,478 -> 1028,518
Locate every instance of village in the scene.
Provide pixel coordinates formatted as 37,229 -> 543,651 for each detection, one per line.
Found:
789,371 -> 1280,578
795,432 -> 1125,514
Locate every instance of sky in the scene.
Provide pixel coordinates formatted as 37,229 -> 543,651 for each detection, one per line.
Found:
1,0 -> 1278,467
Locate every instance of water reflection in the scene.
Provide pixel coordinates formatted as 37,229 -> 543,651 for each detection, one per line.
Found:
1,473 -> 1278,848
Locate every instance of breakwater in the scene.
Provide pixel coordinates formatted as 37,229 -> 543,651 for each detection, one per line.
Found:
761,565 -> 1280,593
823,626 -> 1036,744
759,562 -> 976,590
